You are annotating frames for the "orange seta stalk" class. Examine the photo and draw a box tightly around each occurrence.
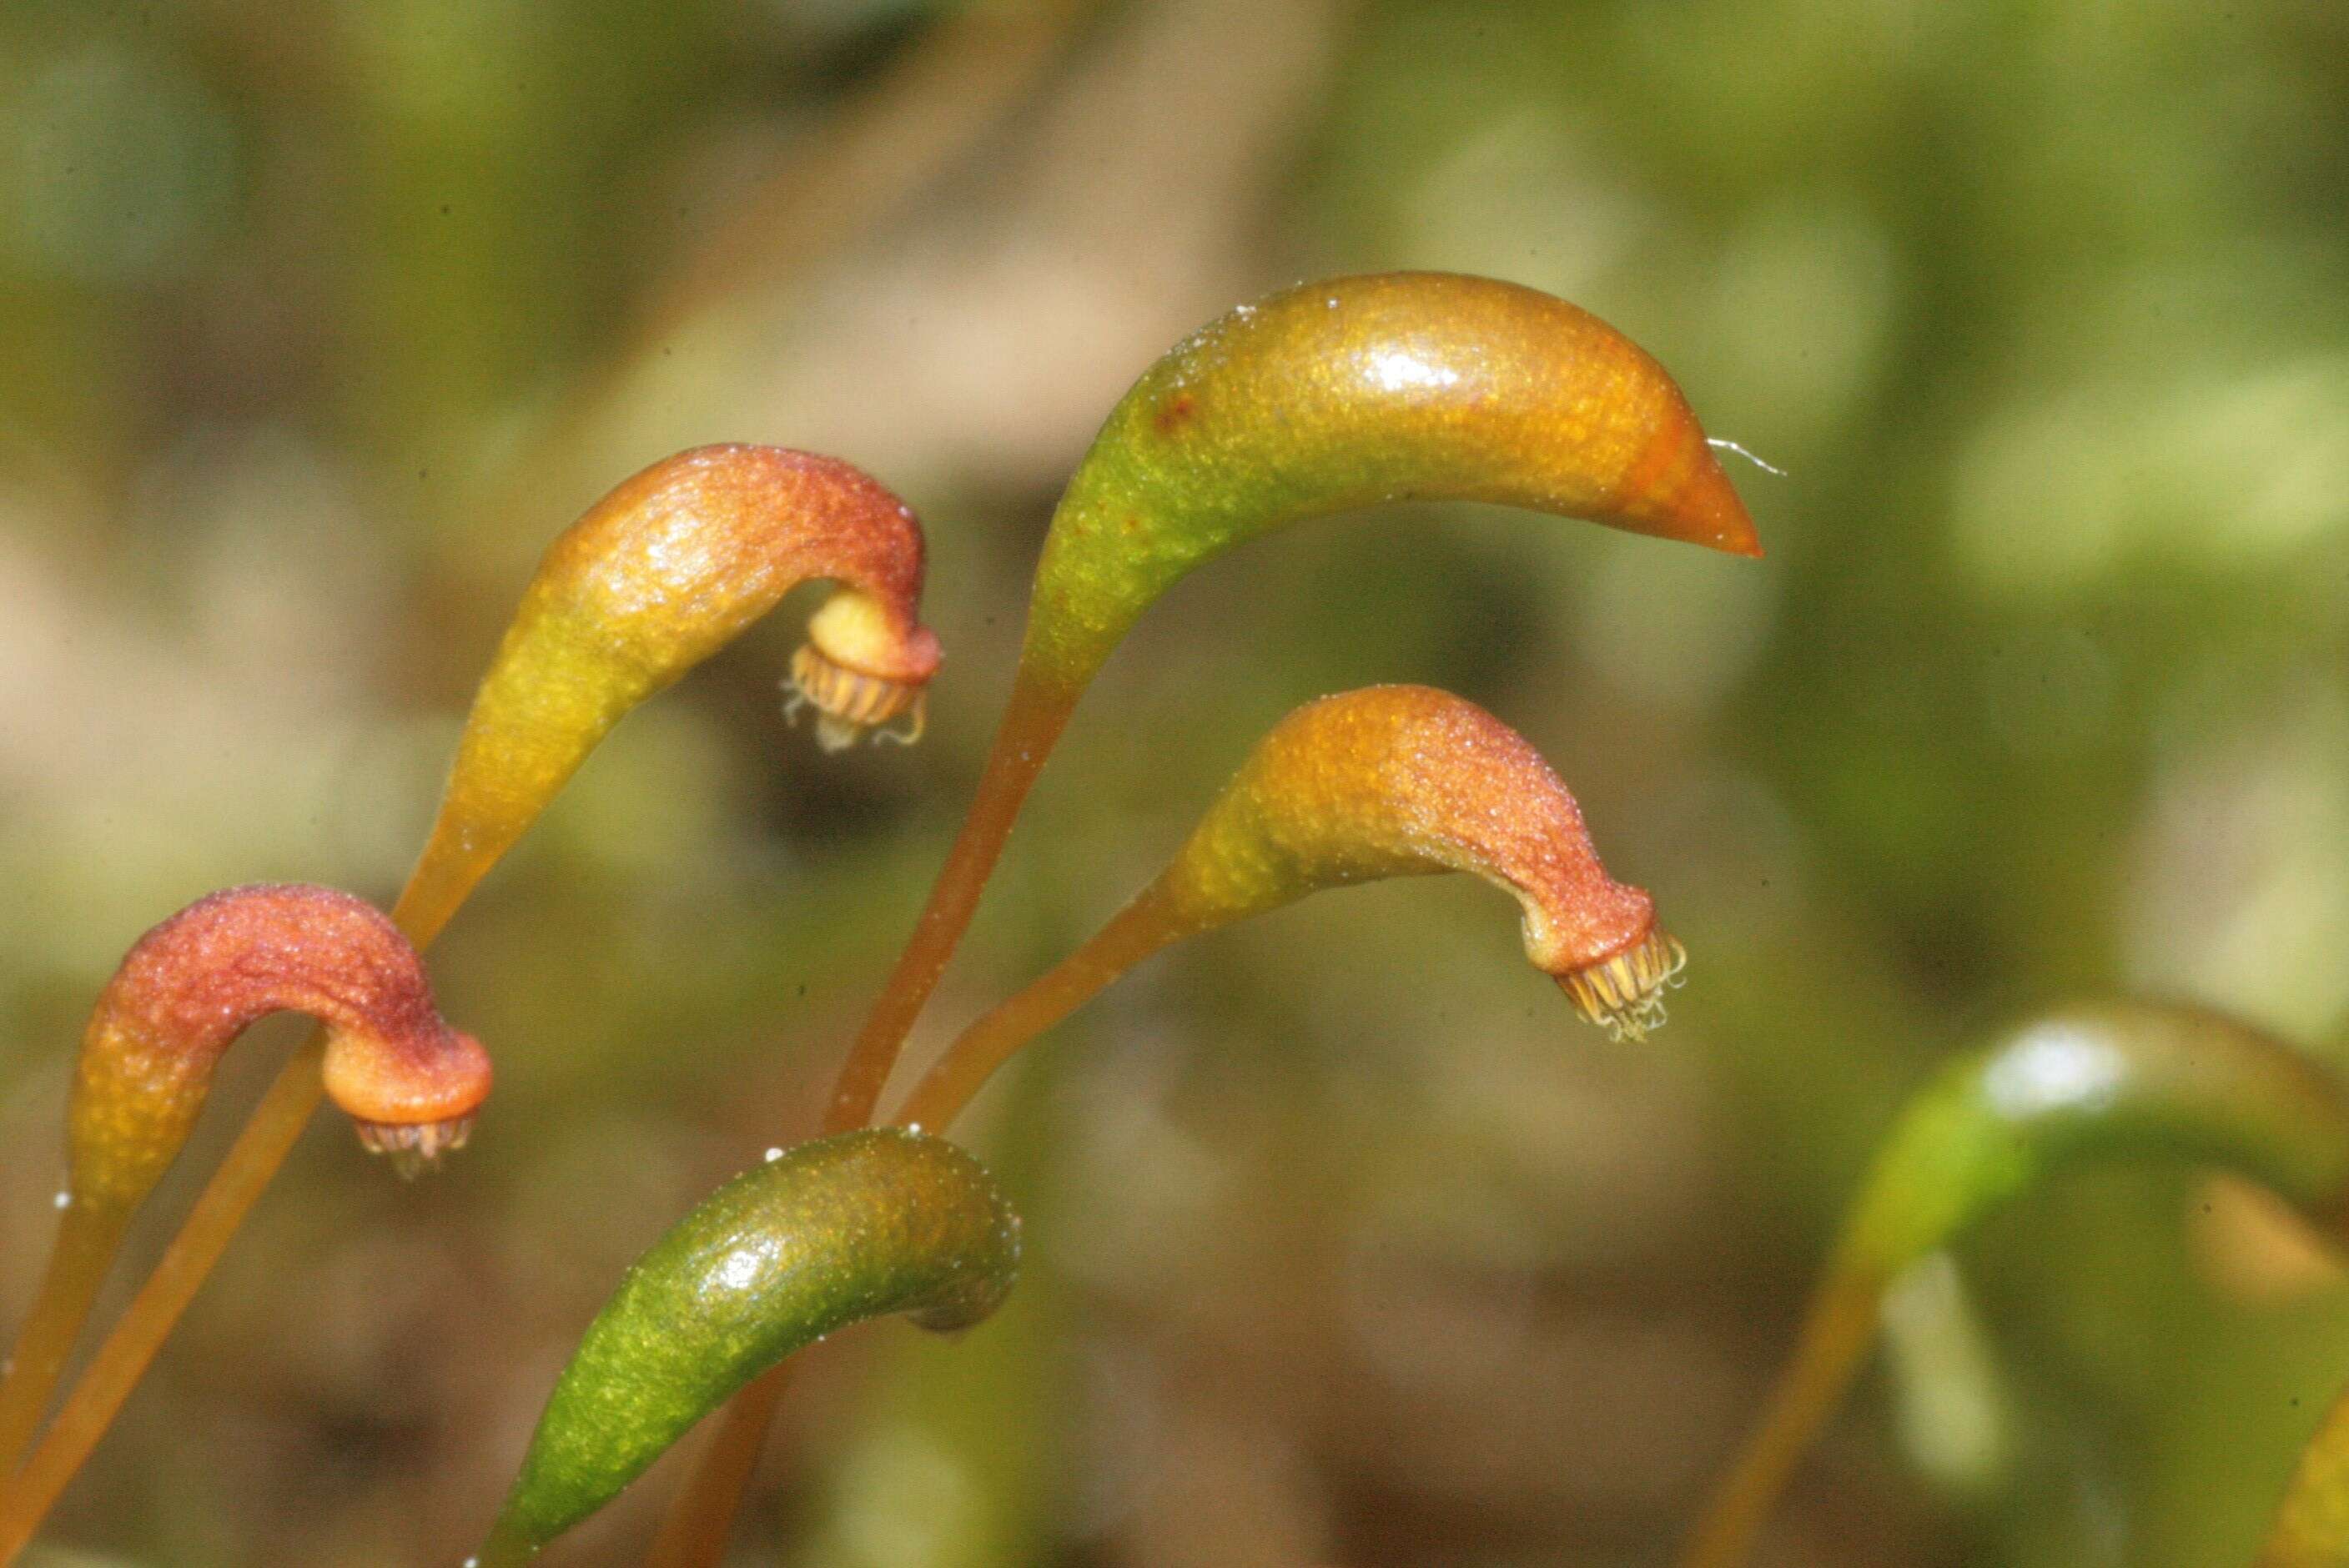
[642,1395,792,1568]
[823,664,1074,1131]
[1677,1273,1886,1568]
[0,885,486,1490]
[0,447,940,1560]
[667,271,1763,1565]
[895,892,1172,1135]
[0,1044,335,1566]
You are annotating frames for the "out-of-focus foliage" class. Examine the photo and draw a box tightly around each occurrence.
[1,0,2346,1564]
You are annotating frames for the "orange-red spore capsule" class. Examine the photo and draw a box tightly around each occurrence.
[71,883,490,1204]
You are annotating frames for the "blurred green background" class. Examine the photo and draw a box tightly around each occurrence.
[3,0,2348,1562]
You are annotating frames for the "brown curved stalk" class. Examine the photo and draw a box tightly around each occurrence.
[896,892,1175,1136]
[641,1375,795,1568]
[0,1206,130,1478]
[1680,1274,1884,1568]
[825,667,1076,1132]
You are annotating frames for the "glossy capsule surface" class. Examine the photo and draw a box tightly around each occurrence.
[1022,271,1761,691]
[488,1129,1019,1555]
[1840,1001,2349,1274]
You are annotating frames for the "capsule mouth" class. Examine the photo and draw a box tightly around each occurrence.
[355,1114,475,1179]
[786,641,928,752]
[1557,930,1687,1042]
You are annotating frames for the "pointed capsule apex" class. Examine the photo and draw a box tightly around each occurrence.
[1612,421,1765,559]
[1672,452,1766,558]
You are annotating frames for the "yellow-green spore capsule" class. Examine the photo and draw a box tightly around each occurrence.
[1023,270,1763,692]
[1837,1003,2349,1274]
[0,884,488,1477]
[483,1129,1019,1561]
[1149,684,1677,1033]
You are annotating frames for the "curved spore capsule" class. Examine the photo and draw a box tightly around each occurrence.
[398,445,942,945]
[896,685,1683,1133]
[482,1129,1019,1560]
[1683,1001,2349,1568]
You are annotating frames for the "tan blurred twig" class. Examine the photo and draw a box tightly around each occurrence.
[485,0,1101,539]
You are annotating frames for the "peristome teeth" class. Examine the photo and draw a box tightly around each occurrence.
[354,1114,476,1177]
[1559,932,1687,1042]
[787,644,926,751]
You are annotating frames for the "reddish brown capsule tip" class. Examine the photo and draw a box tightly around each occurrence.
[70,884,490,1209]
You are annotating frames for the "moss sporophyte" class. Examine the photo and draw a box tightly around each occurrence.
[480,1130,1019,1561]
[1682,1002,2349,1568]
[1,274,1777,1565]
[896,684,1685,1136]
[0,446,943,1561]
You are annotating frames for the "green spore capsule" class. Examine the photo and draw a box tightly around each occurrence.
[1683,1000,2349,1568]
[484,1129,1019,1560]
[1837,1002,2349,1275]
